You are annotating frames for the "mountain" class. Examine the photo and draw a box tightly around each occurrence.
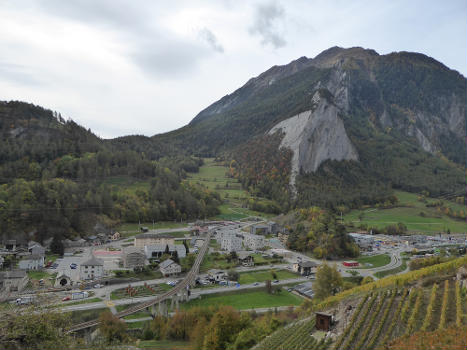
[157,47,466,207]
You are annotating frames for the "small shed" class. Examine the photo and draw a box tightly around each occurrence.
[315,312,333,331]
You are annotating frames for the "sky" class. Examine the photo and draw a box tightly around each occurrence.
[0,0,466,139]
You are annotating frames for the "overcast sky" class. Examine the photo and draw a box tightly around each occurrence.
[1,0,465,138]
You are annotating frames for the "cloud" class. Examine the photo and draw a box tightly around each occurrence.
[198,27,224,53]
[131,38,209,78]
[0,62,43,86]
[249,1,286,49]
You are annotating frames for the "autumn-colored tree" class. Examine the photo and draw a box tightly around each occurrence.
[150,315,168,340]
[202,306,245,350]
[98,310,128,344]
[313,263,343,300]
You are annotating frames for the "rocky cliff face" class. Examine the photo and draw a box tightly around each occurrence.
[269,91,358,191]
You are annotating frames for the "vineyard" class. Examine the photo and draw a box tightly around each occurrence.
[252,277,466,350]
[334,279,467,349]
[254,318,332,350]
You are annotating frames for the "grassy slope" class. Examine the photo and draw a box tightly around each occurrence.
[186,158,275,220]
[344,191,467,233]
[182,289,303,310]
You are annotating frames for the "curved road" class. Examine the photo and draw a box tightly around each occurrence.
[66,232,211,333]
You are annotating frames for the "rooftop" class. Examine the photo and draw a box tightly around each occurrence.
[81,255,104,266]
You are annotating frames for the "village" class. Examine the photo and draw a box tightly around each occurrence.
[1,217,465,313]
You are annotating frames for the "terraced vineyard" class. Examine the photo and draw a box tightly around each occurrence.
[254,318,331,350]
[333,280,466,350]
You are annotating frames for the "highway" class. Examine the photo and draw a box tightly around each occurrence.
[66,231,211,333]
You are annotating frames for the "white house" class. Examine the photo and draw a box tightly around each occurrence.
[80,255,104,280]
[159,259,181,276]
[18,254,45,270]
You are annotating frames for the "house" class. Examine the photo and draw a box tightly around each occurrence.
[110,232,121,240]
[123,247,146,268]
[267,222,279,235]
[342,261,359,267]
[237,252,254,267]
[144,244,186,259]
[207,269,227,281]
[80,255,104,280]
[0,270,29,292]
[293,261,318,276]
[242,233,265,250]
[134,233,175,248]
[315,312,333,331]
[28,241,46,256]
[221,235,243,252]
[18,254,45,270]
[159,259,181,276]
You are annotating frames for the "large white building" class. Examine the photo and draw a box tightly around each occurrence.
[134,233,175,248]
[221,235,243,252]
[242,233,265,250]
[80,255,104,280]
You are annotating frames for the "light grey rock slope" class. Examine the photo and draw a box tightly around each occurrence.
[269,91,358,191]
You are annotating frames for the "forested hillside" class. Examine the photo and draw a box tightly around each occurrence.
[0,101,220,243]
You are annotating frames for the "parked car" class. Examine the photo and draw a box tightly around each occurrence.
[253,282,260,286]
[62,296,71,301]
[70,263,77,269]
[273,280,279,283]
[94,284,102,288]
[51,263,58,269]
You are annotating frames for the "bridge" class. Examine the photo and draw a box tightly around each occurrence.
[67,232,211,333]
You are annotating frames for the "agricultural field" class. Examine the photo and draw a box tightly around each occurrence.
[255,318,332,350]
[356,254,391,269]
[182,289,303,310]
[237,270,299,284]
[344,191,467,234]
[333,278,467,350]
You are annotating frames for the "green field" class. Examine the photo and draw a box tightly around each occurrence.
[27,270,51,280]
[116,221,188,235]
[182,289,303,310]
[137,340,192,350]
[356,254,391,269]
[238,270,298,284]
[344,191,467,234]
[200,253,236,272]
[115,304,151,320]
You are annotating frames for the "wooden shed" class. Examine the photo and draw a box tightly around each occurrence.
[315,312,333,331]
